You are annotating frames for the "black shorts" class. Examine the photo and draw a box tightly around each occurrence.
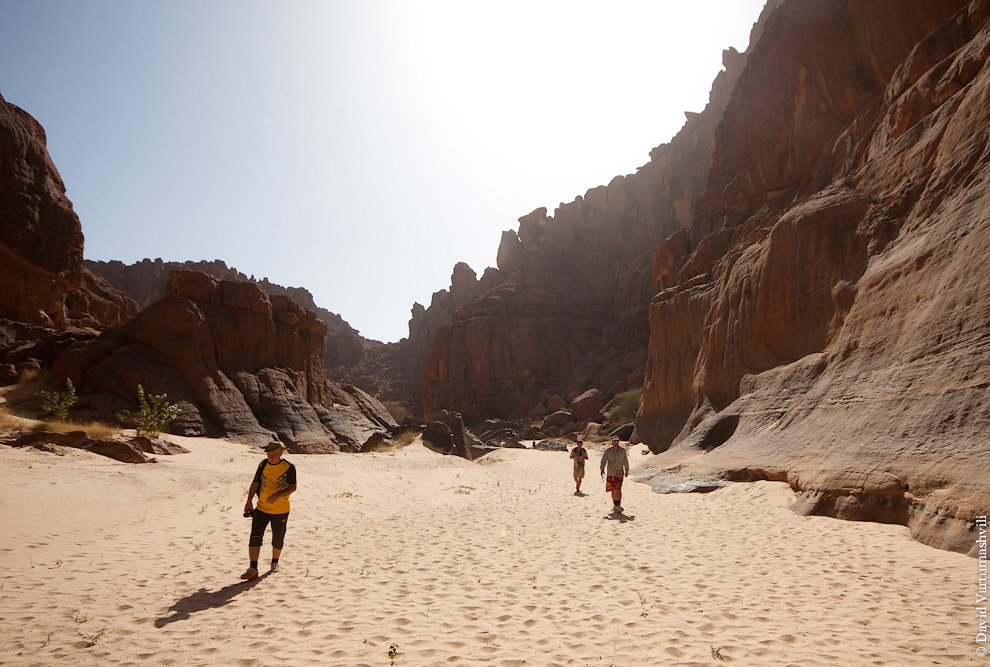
[248,510,289,549]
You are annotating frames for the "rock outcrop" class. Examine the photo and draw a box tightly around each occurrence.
[85,257,413,404]
[635,0,990,555]
[422,409,493,460]
[52,270,396,453]
[0,91,137,333]
[1,430,189,463]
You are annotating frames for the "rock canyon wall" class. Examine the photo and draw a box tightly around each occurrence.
[633,0,990,555]
[416,0,989,553]
[417,41,754,423]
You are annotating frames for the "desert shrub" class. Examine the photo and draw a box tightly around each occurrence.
[604,388,642,424]
[382,401,411,423]
[38,379,77,421]
[117,384,180,436]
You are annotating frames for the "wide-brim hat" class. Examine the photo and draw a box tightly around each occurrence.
[262,441,286,453]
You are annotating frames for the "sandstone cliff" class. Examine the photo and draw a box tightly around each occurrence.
[413,0,989,554]
[85,257,411,401]
[635,0,989,555]
[0,92,137,333]
[418,41,753,422]
[51,270,396,452]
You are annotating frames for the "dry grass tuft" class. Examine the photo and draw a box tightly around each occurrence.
[0,406,30,430]
[16,367,44,383]
[382,401,411,424]
[0,407,35,431]
[365,428,420,453]
[31,420,120,439]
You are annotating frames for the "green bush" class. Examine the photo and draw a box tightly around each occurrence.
[117,384,180,436]
[38,379,76,421]
[604,387,642,424]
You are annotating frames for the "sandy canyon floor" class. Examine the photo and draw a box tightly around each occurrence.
[0,435,982,666]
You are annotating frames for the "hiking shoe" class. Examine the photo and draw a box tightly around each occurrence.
[270,562,280,573]
[616,505,624,513]
[239,567,259,580]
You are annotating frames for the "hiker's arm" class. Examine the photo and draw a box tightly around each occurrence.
[244,481,260,512]
[268,484,296,502]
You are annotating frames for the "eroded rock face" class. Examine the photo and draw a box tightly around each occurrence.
[636,0,990,554]
[0,92,137,332]
[419,43,751,421]
[52,271,396,452]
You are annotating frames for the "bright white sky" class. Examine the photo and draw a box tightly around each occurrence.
[0,0,766,343]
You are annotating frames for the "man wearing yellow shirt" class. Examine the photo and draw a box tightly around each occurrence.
[241,441,297,580]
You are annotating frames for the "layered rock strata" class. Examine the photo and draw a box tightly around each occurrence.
[52,271,396,453]
[635,0,989,555]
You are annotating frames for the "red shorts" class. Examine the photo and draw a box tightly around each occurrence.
[605,475,624,492]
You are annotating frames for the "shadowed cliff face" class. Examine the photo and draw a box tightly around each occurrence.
[52,271,396,452]
[0,93,137,331]
[636,0,989,555]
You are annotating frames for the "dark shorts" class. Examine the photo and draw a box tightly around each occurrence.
[249,510,289,549]
[605,475,624,492]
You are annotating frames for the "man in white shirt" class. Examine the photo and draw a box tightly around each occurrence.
[600,435,630,513]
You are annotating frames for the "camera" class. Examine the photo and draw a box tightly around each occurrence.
[243,510,253,518]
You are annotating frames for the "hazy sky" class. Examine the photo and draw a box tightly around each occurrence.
[0,0,766,343]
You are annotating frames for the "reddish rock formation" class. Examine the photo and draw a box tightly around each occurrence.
[635,0,990,555]
[0,92,137,333]
[85,257,414,405]
[52,271,396,452]
[420,40,752,422]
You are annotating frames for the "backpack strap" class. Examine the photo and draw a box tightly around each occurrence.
[255,458,267,497]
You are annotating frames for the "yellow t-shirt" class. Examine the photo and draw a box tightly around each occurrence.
[254,458,296,514]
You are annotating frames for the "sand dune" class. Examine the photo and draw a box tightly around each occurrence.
[0,436,980,666]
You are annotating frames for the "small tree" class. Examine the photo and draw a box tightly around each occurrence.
[38,378,77,421]
[117,384,180,436]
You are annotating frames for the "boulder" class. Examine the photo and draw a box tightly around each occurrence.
[533,439,569,452]
[543,410,573,429]
[423,409,488,460]
[570,389,606,422]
